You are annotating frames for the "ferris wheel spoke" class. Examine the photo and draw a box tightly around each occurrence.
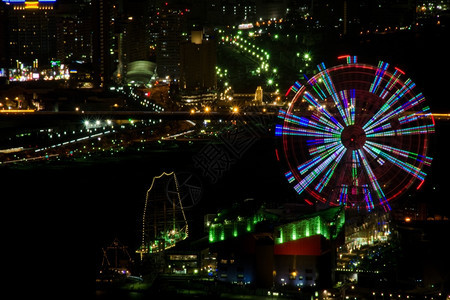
[303,91,344,129]
[362,185,375,211]
[351,150,361,186]
[378,67,404,99]
[318,62,339,97]
[398,107,432,125]
[308,140,341,156]
[306,77,327,100]
[330,90,350,127]
[293,145,346,195]
[364,78,417,131]
[296,142,344,175]
[277,109,341,134]
[365,140,432,167]
[338,185,349,206]
[275,124,339,138]
[329,90,354,127]
[369,61,390,95]
[314,147,346,192]
[317,62,352,126]
[310,113,343,132]
[340,89,356,126]
[366,123,435,138]
[364,92,426,132]
[357,149,391,211]
[364,123,392,136]
[363,143,429,181]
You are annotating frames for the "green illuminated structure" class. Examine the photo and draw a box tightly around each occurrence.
[274,206,345,244]
[208,201,278,243]
[208,202,345,244]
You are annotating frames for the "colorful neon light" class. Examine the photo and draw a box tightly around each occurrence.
[276,57,434,211]
[337,55,350,60]
[369,61,389,94]
[338,185,348,206]
[25,1,39,9]
[347,56,357,64]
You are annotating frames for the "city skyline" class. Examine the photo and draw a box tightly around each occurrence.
[0,0,448,299]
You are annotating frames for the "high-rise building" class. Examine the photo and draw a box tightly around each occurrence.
[55,0,93,64]
[0,3,7,72]
[2,0,57,67]
[180,30,216,91]
[92,0,122,88]
[156,1,188,80]
[218,0,257,25]
[119,0,154,85]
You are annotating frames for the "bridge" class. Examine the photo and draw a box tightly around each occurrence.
[0,109,278,123]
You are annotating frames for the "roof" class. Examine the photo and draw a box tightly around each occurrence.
[274,206,346,244]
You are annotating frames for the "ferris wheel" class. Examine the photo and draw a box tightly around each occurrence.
[276,56,435,212]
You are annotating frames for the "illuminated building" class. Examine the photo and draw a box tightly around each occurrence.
[162,237,217,277]
[156,1,188,80]
[2,0,57,67]
[117,1,155,86]
[254,86,263,104]
[55,0,93,64]
[219,0,257,25]
[179,90,217,107]
[178,29,217,107]
[91,0,121,88]
[125,60,156,86]
[208,200,345,289]
[0,4,7,74]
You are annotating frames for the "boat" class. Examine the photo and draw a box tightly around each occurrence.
[96,238,134,285]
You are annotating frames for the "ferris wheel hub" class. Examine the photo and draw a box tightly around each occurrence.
[341,125,367,150]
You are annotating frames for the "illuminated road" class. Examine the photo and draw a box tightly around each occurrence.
[1,109,448,167]
[0,117,196,164]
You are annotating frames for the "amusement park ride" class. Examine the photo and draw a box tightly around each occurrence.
[276,55,434,212]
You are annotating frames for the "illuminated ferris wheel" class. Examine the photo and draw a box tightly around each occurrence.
[276,56,435,212]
